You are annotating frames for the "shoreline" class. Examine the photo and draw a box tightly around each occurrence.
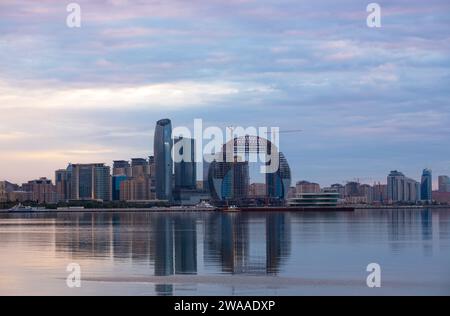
[1,205,449,214]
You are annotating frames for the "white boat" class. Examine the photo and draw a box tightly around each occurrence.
[224,205,240,212]
[196,201,215,208]
[9,204,45,212]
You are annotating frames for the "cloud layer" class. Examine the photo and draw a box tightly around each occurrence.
[0,0,449,186]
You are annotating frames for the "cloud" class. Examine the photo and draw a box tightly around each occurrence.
[0,80,248,110]
[0,132,31,141]
[0,0,450,185]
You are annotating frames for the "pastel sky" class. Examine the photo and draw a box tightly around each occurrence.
[0,0,449,187]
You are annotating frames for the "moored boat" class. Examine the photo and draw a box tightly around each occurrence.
[8,203,46,212]
[224,205,240,212]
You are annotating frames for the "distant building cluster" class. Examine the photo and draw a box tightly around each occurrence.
[1,118,450,207]
[286,168,450,207]
[0,119,290,207]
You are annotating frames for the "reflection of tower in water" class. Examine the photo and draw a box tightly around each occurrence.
[174,217,197,274]
[153,216,174,295]
[204,213,291,274]
[266,213,291,274]
[152,214,198,295]
[55,213,112,259]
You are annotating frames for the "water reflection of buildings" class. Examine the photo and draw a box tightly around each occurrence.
[13,208,450,295]
[204,213,291,275]
[55,213,198,295]
[378,209,448,255]
[54,212,291,285]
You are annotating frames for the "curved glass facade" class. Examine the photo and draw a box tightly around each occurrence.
[208,136,291,204]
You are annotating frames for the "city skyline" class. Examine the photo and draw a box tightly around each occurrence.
[1,153,447,191]
[1,0,450,186]
[0,120,445,190]
[0,145,445,191]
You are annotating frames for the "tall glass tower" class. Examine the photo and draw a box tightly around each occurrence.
[154,119,173,201]
[421,168,432,202]
[174,136,196,189]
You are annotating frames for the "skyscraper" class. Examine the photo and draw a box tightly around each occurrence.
[70,163,111,201]
[231,158,250,200]
[387,170,420,203]
[55,166,72,202]
[154,119,173,201]
[174,136,196,189]
[421,168,432,202]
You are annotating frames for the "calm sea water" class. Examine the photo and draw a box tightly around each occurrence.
[0,209,449,296]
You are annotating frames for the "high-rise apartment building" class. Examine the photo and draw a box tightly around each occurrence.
[330,183,345,199]
[113,160,132,177]
[55,167,72,202]
[0,181,19,202]
[131,158,149,177]
[359,184,374,204]
[296,181,320,194]
[373,182,388,203]
[70,163,111,201]
[120,176,152,201]
[22,178,56,204]
[345,182,361,197]
[438,175,450,192]
[113,157,156,201]
[387,170,420,203]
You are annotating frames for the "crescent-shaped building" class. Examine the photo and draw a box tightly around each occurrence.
[207,135,291,205]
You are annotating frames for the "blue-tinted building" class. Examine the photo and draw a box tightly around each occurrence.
[70,163,111,201]
[112,175,127,201]
[208,136,291,205]
[154,119,173,201]
[174,136,196,189]
[421,168,432,202]
[266,152,291,200]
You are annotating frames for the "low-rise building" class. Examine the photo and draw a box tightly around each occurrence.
[288,191,339,207]
[432,191,450,204]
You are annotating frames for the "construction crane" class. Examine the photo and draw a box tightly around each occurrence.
[261,129,303,145]
[262,129,303,134]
